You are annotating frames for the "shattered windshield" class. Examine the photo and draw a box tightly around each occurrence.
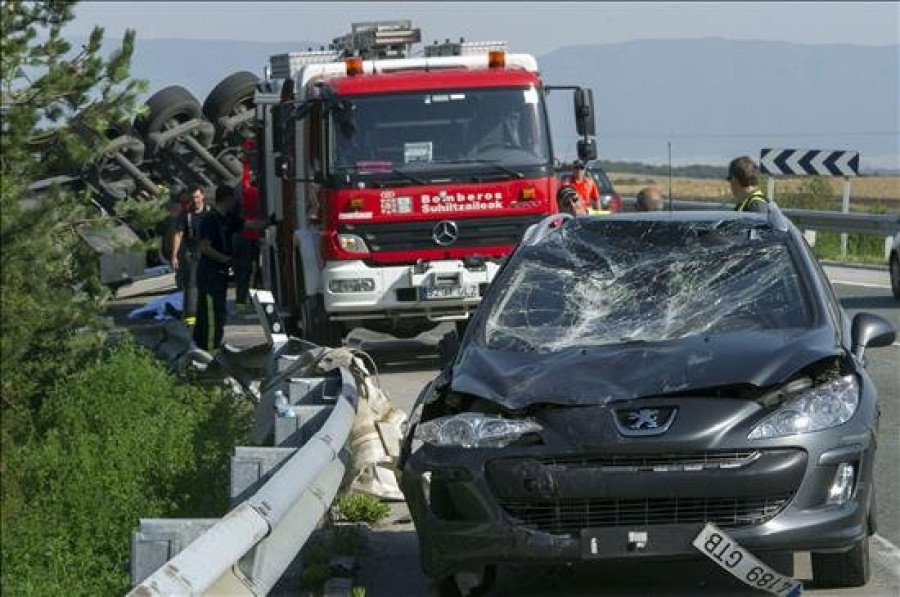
[482,219,814,353]
[329,87,551,176]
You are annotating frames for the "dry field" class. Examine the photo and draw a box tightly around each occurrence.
[609,172,900,209]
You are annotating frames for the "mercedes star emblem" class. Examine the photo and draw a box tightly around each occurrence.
[432,220,459,246]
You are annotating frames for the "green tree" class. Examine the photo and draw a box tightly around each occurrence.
[1,7,252,595]
[1,0,148,419]
[1,341,253,596]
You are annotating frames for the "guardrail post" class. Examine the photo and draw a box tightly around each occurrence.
[803,229,817,248]
[840,176,851,259]
[131,519,219,586]
[886,236,894,261]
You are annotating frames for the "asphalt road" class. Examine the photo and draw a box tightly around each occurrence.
[348,264,900,597]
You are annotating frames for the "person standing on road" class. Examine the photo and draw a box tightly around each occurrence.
[728,156,769,212]
[157,195,184,268]
[635,186,665,212]
[568,160,600,210]
[171,185,210,326]
[233,161,263,314]
[557,185,588,216]
[193,185,244,351]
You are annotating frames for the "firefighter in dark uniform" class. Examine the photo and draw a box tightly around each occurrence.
[171,185,210,327]
[728,156,769,212]
[194,185,245,351]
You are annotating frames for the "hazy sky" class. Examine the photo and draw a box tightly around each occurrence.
[72,2,899,56]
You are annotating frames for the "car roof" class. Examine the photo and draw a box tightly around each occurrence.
[580,210,769,224]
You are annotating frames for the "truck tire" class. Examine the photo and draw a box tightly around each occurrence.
[811,536,870,588]
[134,86,203,138]
[203,71,259,142]
[299,294,344,347]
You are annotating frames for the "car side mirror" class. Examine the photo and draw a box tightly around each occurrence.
[851,312,896,361]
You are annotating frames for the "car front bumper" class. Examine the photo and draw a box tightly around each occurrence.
[401,409,875,579]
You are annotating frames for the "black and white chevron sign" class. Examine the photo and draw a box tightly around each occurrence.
[760,148,860,176]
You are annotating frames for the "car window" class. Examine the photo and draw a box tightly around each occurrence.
[481,220,814,353]
[588,167,614,193]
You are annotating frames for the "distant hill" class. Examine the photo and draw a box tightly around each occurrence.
[539,38,899,171]
[83,36,899,171]
[89,37,320,102]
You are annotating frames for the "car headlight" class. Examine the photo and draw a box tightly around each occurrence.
[748,375,859,440]
[414,413,542,448]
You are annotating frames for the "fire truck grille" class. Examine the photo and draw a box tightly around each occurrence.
[341,215,542,253]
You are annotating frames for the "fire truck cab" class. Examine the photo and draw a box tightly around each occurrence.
[253,21,596,345]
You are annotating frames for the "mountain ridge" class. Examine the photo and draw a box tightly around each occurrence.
[77,36,900,169]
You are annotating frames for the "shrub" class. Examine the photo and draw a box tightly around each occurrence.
[0,340,252,596]
[334,492,391,525]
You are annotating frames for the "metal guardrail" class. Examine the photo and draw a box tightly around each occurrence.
[622,198,900,237]
[129,292,361,596]
[130,363,357,596]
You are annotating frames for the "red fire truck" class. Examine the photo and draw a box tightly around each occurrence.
[252,21,596,345]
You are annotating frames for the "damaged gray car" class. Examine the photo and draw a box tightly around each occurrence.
[399,209,895,594]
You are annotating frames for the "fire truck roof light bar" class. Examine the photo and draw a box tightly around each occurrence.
[332,20,422,59]
[423,40,508,58]
[271,53,539,84]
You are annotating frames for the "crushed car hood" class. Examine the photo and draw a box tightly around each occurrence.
[451,326,843,409]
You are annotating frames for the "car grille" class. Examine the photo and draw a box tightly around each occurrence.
[340,214,541,253]
[536,450,761,472]
[499,493,794,532]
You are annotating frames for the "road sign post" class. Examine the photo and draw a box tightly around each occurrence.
[841,176,851,258]
[760,148,860,259]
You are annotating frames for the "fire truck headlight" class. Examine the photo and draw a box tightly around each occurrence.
[337,233,370,255]
[328,278,376,294]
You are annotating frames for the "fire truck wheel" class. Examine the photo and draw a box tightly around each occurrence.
[300,295,344,347]
[203,71,259,141]
[134,85,203,139]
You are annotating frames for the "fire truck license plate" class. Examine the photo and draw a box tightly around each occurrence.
[419,284,479,301]
[692,523,803,596]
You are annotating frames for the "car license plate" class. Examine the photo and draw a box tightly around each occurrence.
[692,523,803,596]
[419,284,478,301]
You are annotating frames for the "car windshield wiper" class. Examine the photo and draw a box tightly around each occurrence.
[433,159,525,180]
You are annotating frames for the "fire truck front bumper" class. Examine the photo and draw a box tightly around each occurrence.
[323,259,501,322]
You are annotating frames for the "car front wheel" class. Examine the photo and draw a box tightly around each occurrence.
[811,535,870,588]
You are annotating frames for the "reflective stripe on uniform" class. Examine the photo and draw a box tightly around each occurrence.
[735,190,767,212]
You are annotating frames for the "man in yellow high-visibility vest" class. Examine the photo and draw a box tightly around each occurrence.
[728,156,769,212]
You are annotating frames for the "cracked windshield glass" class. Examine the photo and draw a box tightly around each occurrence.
[483,220,814,353]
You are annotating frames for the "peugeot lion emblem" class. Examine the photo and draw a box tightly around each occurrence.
[614,406,678,437]
[432,220,459,246]
[628,408,661,430]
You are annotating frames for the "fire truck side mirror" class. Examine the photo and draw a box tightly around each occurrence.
[577,138,597,162]
[574,88,596,137]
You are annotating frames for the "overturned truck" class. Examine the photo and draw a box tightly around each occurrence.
[29,70,261,287]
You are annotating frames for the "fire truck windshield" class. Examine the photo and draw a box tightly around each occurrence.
[329,86,551,180]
